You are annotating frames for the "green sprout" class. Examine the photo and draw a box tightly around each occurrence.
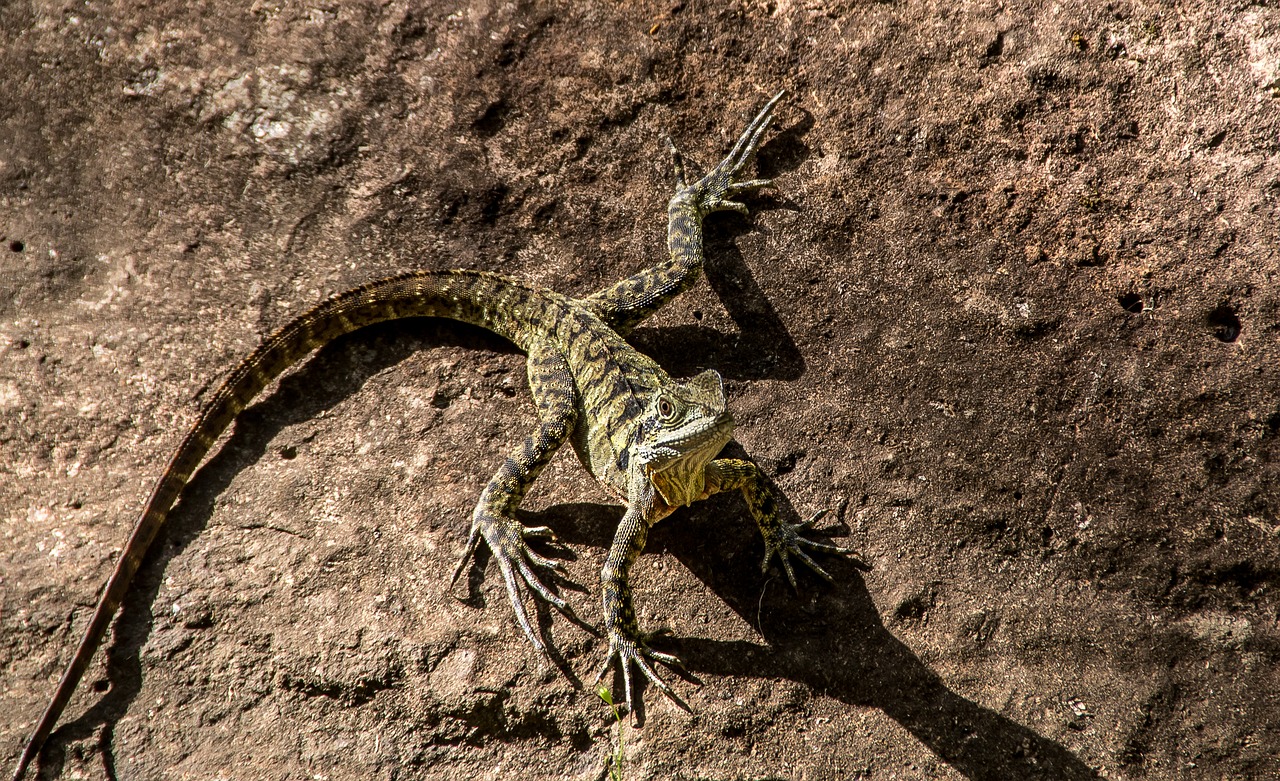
[596,684,626,781]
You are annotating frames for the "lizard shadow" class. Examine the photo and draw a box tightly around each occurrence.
[532,488,1101,781]
[32,315,1096,781]
[627,215,805,382]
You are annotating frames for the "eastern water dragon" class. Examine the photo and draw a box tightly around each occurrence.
[13,91,847,779]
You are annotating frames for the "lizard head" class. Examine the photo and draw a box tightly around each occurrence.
[635,369,734,507]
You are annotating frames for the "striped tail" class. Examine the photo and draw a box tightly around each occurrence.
[13,269,552,780]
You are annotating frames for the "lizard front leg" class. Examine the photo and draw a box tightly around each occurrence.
[593,491,684,711]
[703,458,850,588]
[451,350,577,654]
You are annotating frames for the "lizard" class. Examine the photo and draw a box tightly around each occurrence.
[12,90,847,780]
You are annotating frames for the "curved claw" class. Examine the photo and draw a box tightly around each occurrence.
[706,198,749,215]
[666,137,688,189]
[760,510,851,589]
[450,523,484,586]
[679,91,785,216]
[593,631,688,714]
[798,508,829,528]
[720,90,785,176]
[523,545,565,572]
[451,513,567,653]
[727,178,773,196]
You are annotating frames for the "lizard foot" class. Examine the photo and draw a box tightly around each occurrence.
[593,626,689,715]
[452,512,566,654]
[761,508,854,589]
[676,90,785,216]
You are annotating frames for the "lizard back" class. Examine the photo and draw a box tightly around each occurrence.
[555,303,672,498]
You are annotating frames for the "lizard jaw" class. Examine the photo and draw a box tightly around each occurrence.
[641,412,734,507]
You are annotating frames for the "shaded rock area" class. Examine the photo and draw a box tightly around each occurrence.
[3,1,1279,779]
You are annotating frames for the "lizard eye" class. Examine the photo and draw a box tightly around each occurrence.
[657,396,676,420]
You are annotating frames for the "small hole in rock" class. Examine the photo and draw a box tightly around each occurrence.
[92,679,110,693]
[775,451,804,475]
[9,240,24,252]
[1207,304,1241,342]
[1118,293,1143,313]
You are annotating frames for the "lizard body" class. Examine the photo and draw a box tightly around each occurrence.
[13,92,845,780]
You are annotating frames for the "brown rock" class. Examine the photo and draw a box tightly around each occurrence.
[3,1,1278,779]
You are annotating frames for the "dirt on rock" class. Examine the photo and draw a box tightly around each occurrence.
[3,1,1279,779]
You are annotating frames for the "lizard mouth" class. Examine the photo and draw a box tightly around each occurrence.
[646,411,735,473]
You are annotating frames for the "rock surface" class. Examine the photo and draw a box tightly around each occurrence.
[3,1,1279,779]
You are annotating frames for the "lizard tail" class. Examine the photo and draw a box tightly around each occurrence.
[13,269,551,780]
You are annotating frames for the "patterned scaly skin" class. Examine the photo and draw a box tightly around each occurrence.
[13,91,846,780]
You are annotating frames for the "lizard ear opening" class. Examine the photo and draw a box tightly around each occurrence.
[685,369,726,413]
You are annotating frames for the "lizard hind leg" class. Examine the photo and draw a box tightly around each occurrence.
[581,91,786,336]
[450,350,578,654]
[681,89,785,216]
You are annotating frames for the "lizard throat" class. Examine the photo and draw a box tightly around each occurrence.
[646,413,734,507]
